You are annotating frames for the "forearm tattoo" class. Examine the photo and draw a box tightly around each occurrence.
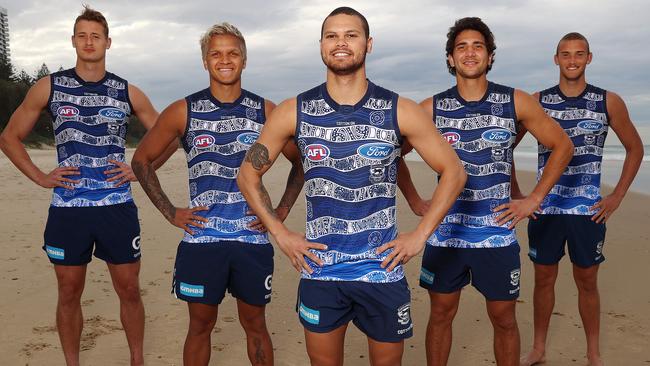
[245,142,272,171]
[258,181,277,217]
[277,161,304,210]
[132,160,176,221]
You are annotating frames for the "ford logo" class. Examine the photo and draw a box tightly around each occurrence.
[237,132,259,146]
[481,129,511,143]
[577,120,603,132]
[57,106,79,117]
[99,108,126,120]
[193,134,216,148]
[357,143,394,159]
[442,132,461,145]
[304,144,330,161]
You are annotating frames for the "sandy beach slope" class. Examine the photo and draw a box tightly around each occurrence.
[1,149,648,365]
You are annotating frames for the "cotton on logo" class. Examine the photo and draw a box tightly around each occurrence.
[193,135,215,148]
[304,144,330,161]
[442,132,461,145]
[57,106,79,117]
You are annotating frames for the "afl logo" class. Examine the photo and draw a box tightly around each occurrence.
[57,106,79,117]
[237,132,259,146]
[481,129,511,143]
[358,143,394,159]
[577,120,603,132]
[99,108,126,119]
[193,134,216,148]
[305,144,330,161]
[442,132,461,145]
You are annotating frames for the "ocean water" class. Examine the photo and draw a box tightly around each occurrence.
[405,125,650,195]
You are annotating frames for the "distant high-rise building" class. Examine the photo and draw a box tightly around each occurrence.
[0,7,9,61]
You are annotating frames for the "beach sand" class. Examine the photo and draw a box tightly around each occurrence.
[1,149,648,365]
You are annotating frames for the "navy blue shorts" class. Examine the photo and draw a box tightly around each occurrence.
[297,278,413,343]
[43,202,141,266]
[172,241,274,305]
[528,215,606,268]
[419,244,521,301]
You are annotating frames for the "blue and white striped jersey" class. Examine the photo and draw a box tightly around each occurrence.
[428,82,518,248]
[48,68,133,207]
[537,84,609,215]
[181,88,269,244]
[296,81,403,282]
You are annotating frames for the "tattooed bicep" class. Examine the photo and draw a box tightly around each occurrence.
[245,143,272,171]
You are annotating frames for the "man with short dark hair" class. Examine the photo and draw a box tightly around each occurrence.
[0,6,167,366]
[400,17,573,366]
[518,32,643,366]
[237,6,467,366]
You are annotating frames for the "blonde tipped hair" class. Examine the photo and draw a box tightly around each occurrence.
[200,22,247,61]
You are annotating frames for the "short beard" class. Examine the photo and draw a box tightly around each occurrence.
[322,53,366,76]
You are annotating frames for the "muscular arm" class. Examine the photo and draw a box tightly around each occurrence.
[129,83,178,170]
[378,97,467,270]
[495,89,573,227]
[238,98,325,272]
[590,91,644,223]
[509,92,535,200]
[396,97,434,216]
[131,99,207,232]
[0,76,79,188]
[275,140,304,220]
[238,99,296,234]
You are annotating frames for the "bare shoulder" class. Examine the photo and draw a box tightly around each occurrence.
[127,83,148,103]
[419,96,434,109]
[271,97,298,120]
[264,99,277,117]
[20,75,52,110]
[606,90,626,111]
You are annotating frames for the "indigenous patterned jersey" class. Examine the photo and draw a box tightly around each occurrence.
[428,82,518,248]
[48,68,133,207]
[537,84,608,215]
[181,88,269,244]
[296,81,403,282]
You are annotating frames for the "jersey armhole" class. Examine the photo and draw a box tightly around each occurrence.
[293,95,302,148]
[46,75,56,120]
[393,93,402,145]
[180,96,192,147]
[603,90,611,125]
[512,88,520,134]
[124,80,135,117]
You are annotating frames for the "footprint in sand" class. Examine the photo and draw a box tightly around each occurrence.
[32,325,57,334]
[20,342,52,357]
[82,299,95,306]
[222,316,236,322]
[80,315,123,351]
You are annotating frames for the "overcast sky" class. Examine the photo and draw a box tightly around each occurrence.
[3,0,649,125]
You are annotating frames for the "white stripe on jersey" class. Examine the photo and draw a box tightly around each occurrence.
[299,122,400,144]
[306,207,396,239]
[305,178,397,202]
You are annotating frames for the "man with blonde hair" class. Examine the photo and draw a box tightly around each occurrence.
[0,6,168,366]
[133,22,303,365]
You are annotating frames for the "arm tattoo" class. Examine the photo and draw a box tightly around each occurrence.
[132,160,176,221]
[245,142,272,171]
[277,160,304,210]
[258,181,277,217]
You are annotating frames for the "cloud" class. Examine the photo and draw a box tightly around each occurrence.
[3,0,649,124]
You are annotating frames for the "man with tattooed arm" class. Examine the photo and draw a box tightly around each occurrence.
[132,23,303,366]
